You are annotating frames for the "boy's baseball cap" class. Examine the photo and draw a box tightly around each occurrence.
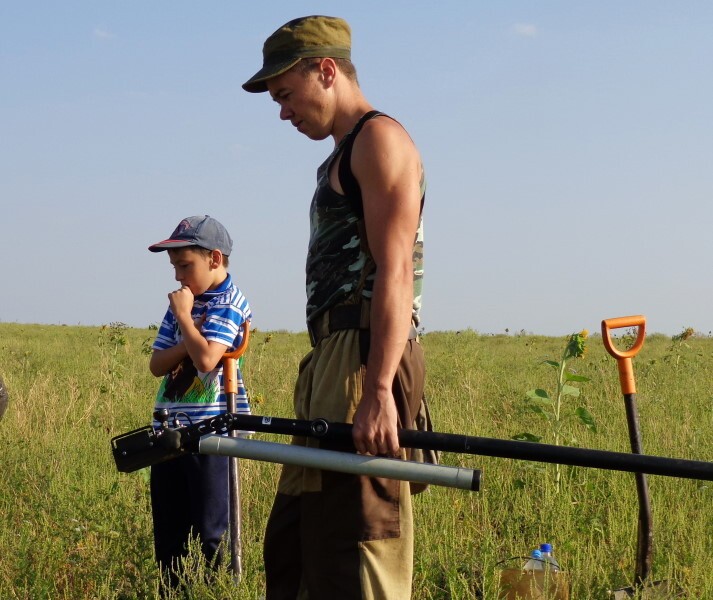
[242,15,351,93]
[148,215,233,256]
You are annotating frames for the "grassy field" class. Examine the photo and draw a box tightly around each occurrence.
[0,322,711,599]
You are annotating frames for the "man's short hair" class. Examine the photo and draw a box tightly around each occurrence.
[293,56,358,84]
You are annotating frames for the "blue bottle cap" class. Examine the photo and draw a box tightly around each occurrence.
[531,549,542,558]
[540,543,552,553]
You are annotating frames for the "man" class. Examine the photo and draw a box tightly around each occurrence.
[243,15,428,600]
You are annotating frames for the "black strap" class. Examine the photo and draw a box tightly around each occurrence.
[337,110,384,218]
[307,303,417,360]
[328,304,371,365]
[328,304,362,330]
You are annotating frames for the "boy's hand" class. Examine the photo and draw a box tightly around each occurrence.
[168,286,195,319]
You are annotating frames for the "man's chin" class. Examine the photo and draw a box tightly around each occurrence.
[292,119,329,141]
[303,129,329,141]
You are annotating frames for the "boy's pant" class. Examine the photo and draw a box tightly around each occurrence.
[263,329,425,600]
[151,453,229,587]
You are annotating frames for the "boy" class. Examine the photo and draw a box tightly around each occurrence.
[147,214,252,590]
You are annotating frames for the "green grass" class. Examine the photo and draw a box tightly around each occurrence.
[1,323,711,599]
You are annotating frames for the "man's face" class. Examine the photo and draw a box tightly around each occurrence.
[267,61,331,141]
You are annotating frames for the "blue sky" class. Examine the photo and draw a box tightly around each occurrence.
[2,2,712,336]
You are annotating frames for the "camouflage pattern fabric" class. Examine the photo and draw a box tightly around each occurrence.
[305,112,425,326]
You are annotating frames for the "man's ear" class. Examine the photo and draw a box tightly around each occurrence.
[318,57,337,88]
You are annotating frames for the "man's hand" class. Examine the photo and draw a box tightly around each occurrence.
[352,388,400,457]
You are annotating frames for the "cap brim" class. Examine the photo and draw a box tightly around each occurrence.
[148,239,193,252]
[242,56,301,93]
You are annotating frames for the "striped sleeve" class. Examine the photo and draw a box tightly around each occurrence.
[152,309,177,350]
[202,285,252,349]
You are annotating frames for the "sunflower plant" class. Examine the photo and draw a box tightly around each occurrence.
[514,331,597,489]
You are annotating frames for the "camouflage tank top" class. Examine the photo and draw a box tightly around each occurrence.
[305,111,425,327]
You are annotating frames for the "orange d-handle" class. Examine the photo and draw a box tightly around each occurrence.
[601,315,646,395]
[223,321,251,396]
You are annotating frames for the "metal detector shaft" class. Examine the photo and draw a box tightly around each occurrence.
[200,435,480,491]
[222,414,713,481]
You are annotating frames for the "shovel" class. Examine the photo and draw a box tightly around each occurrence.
[221,321,250,582]
[602,315,659,597]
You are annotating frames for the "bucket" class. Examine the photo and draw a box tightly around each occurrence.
[498,564,570,600]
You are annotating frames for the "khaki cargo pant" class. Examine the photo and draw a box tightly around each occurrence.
[263,328,425,600]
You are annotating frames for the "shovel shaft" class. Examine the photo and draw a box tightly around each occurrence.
[626,392,653,584]
[226,393,243,581]
[223,321,250,396]
[221,322,250,583]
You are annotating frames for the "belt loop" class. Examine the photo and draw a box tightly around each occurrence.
[307,310,329,347]
[359,299,371,329]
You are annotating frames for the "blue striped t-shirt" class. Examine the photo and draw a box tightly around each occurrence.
[151,274,252,429]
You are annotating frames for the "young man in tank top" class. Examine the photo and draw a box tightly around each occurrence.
[243,16,428,600]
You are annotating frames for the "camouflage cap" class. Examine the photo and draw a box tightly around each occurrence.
[242,15,351,93]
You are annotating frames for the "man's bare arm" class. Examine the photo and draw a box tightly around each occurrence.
[350,117,423,456]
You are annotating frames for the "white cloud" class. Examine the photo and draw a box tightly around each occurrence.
[513,23,538,37]
[93,27,116,40]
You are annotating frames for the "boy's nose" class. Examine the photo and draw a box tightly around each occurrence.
[279,105,293,121]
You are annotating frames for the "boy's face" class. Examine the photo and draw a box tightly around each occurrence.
[167,248,222,296]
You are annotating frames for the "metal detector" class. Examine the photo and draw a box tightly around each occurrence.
[112,411,713,482]
[113,412,482,490]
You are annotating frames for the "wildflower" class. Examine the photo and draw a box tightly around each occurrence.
[672,327,694,343]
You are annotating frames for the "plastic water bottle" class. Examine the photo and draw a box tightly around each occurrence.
[523,548,543,571]
[539,543,560,571]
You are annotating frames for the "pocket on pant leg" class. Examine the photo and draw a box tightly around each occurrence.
[317,470,401,542]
